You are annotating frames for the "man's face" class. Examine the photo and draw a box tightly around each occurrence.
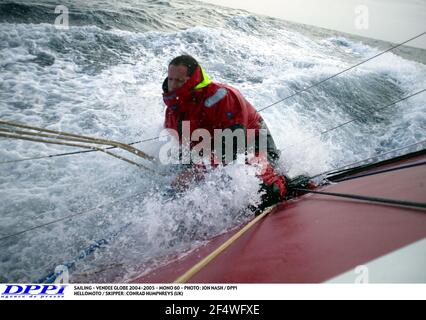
[168,64,190,92]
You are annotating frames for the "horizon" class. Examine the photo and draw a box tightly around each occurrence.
[199,0,426,49]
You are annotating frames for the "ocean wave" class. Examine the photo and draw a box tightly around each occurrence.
[0,0,246,32]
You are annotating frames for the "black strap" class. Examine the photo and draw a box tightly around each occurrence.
[293,188,426,211]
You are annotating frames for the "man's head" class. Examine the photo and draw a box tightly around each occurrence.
[168,55,199,91]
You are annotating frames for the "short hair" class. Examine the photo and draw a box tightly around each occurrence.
[169,55,199,77]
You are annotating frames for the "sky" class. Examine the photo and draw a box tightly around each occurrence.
[200,0,426,49]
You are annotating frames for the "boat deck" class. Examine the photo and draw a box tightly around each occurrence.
[132,151,426,283]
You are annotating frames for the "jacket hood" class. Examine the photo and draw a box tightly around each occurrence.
[162,66,211,111]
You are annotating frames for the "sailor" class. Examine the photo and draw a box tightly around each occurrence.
[162,55,287,213]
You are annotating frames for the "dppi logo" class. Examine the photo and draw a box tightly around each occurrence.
[1,285,67,299]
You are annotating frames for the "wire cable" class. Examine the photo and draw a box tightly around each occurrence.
[293,188,426,210]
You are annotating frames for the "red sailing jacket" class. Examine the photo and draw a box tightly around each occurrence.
[162,66,286,197]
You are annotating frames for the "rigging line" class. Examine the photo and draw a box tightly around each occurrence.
[310,139,426,180]
[37,222,132,283]
[257,31,426,113]
[1,82,422,167]
[0,46,424,246]
[293,188,426,210]
[332,161,426,182]
[0,191,147,243]
[0,119,155,162]
[0,150,102,164]
[0,132,153,171]
[4,87,423,166]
